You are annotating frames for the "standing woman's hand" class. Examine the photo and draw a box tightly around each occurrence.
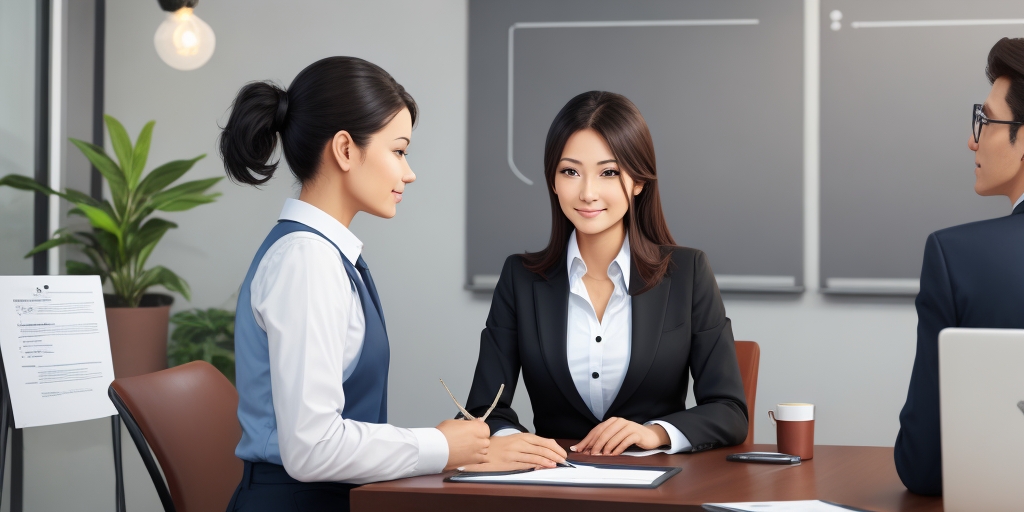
[436,419,491,470]
[486,433,567,468]
[571,417,670,455]
[457,433,567,473]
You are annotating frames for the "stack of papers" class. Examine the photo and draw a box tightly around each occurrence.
[703,500,869,512]
[448,461,679,488]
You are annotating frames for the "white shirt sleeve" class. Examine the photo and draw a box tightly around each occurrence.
[493,428,523,437]
[253,236,449,484]
[645,420,693,454]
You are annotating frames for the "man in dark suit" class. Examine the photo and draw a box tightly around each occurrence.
[895,37,1024,496]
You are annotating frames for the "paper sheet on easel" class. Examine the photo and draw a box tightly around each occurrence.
[0,276,117,428]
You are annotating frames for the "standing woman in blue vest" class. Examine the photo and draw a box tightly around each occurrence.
[218,56,490,512]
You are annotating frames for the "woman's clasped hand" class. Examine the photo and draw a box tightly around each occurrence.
[571,417,670,456]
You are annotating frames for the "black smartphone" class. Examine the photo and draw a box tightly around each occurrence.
[725,452,801,464]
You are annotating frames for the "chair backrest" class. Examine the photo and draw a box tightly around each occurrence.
[109,361,242,512]
[734,341,761,445]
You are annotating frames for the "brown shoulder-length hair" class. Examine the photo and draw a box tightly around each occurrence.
[523,91,676,294]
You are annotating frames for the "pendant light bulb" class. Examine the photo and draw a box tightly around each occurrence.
[154,7,215,71]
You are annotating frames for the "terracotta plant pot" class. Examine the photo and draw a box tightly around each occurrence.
[105,294,174,379]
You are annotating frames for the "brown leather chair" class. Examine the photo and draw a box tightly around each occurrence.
[108,361,243,512]
[734,341,761,445]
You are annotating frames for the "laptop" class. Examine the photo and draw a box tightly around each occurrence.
[938,328,1024,511]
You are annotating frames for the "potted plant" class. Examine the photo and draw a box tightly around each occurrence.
[0,114,221,378]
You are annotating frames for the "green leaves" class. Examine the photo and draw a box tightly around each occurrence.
[68,139,129,216]
[104,115,134,183]
[66,260,103,278]
[130,218,177,269]
[77,203,122,240]
[129,121,155,188]
[169,308,236,384]
[137,266,191,301]
[147,176,223,212]
[2,114,218,308]
[137,155,205,198]
[0,174,56,195]
[24,233,80,258]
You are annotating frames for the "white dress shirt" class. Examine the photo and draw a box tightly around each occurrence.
[1013,193,1024,213]
[498,231,691,453]
[249,198,448,484]
[565,230,632,421]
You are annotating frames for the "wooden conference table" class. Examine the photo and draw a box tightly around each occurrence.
[351,443,943,512]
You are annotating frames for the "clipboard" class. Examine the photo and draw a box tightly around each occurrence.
[445,461,681,489]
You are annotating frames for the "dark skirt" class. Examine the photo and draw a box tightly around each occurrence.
[226,461,356,512]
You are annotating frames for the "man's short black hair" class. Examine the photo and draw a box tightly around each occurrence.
[986,37,1024,144]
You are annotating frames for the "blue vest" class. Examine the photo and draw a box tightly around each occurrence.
[234,220,390,464]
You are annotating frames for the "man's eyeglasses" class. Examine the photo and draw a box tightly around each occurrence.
[440,379,504,421]
[973,104,1023,144]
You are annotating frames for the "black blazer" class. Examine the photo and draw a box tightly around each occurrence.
[895,201,1024,496]
[464,246,748,452]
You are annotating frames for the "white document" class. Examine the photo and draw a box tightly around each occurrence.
[0,276,117,428]
[620,447,669,457]
[450,462,675,487]
[703,500,861,512]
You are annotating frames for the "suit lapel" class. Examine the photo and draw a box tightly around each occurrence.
[1013,201,1024,216]
[534,267,600,424]
[606,261,671,417]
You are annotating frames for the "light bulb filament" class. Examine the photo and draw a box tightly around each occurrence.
[154,6,216,70]
[171,7,201,55]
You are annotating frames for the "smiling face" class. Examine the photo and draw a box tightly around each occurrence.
[345,108,416,218]
[553,128,643,236]
[970,77,1024,199]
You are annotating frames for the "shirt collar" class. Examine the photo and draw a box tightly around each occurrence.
[278,198,363,264]
[565,230,631,288]
[1013,193,1024,214]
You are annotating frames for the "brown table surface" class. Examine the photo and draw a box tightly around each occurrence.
[351,443,942,512]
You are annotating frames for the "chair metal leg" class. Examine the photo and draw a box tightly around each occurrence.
[113,415,125,512]
[11,424,22,512]
[0,390,8,510]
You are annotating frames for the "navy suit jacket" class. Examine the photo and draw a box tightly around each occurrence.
[894,201,1024,495]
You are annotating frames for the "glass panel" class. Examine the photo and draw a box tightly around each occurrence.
[0,0,38,276]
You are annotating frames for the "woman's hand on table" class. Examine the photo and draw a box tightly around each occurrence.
[571,417,670,455]
[484,432,567,469]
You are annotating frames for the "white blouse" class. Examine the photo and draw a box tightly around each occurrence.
[249,198,448,483]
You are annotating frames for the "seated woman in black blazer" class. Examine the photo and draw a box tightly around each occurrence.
[463,91,748,467]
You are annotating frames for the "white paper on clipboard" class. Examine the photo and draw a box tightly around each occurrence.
[0,276,117,428]
[703,500,867,512]
[449,461,676,487]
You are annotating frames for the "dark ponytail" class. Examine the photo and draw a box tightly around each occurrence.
[219,56,418,186]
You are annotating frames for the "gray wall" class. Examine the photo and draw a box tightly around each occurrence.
[13,0,937,509]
